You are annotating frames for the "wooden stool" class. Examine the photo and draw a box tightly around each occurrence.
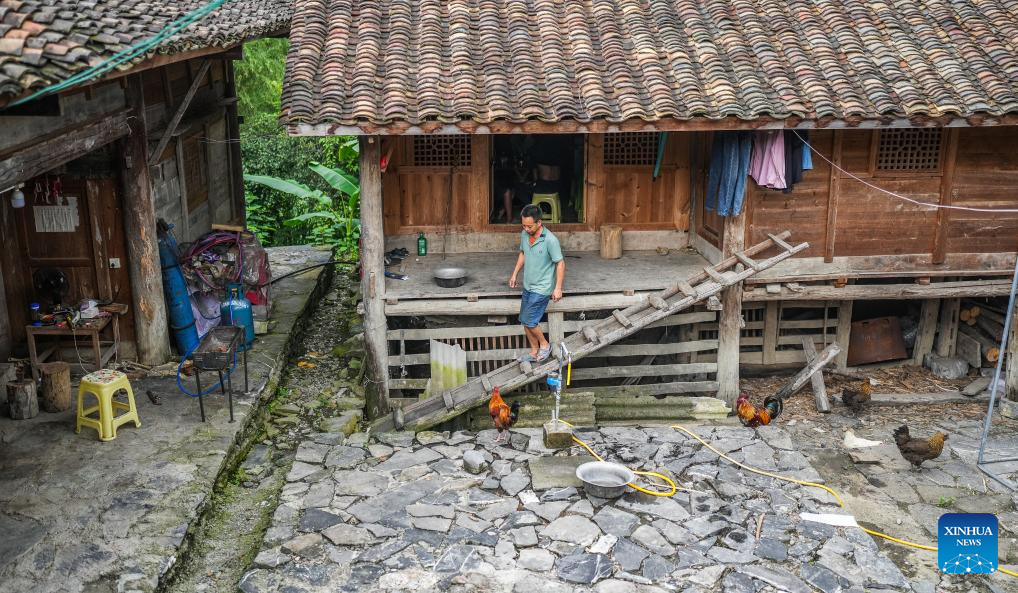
[76,369,141,441]
[531,193,561,223]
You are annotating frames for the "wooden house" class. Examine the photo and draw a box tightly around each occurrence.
[0,1,289,365]
[282,0,1018,424]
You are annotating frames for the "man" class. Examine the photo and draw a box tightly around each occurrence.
[509,204,565,362]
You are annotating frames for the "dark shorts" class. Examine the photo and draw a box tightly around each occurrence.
[519,289,550,328]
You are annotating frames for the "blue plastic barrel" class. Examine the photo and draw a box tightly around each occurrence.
[221,282,255,351]
[157,222,199,354]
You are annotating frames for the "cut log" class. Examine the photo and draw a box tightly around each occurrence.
[774,343,841,400]
[7,380,38,420]
[974,315,1005,341]
[959,323,1000,363]
[956,331,982,368]
[600,224,623,260]
[935,298,960,358]
[801,337,831,413]
[39,361,71,413]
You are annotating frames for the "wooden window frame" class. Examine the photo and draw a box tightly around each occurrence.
[870,129,945,177]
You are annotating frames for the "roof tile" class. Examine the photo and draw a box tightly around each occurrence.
[282,0,1018,129]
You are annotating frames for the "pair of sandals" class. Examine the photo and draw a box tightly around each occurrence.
[518,347,551,363]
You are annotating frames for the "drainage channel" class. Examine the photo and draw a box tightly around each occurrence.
[160,272,367,593]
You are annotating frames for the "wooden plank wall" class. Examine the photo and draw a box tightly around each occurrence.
[381,133,690,237]
[747,128,1018,262]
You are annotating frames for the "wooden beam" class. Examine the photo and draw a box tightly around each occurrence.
[148,60,211,167]
[824,130,842,262]
[801,336,831,413]
[0,112,130,188]
[932,129,960,264]
[744,278,1014,301]
[360,137,390,418]
[773,343,840,400]
[717,210,746,406]
[911,299,940,366]
[120,75,170,365]
[223,60,245,224]
[935,298,960,357]
[571,362,717,380]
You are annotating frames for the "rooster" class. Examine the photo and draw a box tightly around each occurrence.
[893,425,947,470]
[488,387,520,444]
[735,394,783,428]
[841,379,874,413]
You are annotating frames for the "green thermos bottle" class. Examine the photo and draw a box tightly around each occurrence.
[417,232,427,256]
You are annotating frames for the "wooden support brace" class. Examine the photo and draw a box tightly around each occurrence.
[612,310,634,328]
[767,232,794,252]
[704,266,725,283]
[677,280,697,297]
[735,252,759,270]
[801,336,831,413]
[649,296,668,310]
[148,60,211,166]
[582,326,599,344]
[774,343,841,400]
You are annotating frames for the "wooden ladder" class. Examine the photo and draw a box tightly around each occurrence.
[371,231,808,433]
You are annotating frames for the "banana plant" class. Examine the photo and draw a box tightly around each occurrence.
[244,161,361,254]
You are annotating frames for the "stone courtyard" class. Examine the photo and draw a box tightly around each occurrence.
[239,423,941,593]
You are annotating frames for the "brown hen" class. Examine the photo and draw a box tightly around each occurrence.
[893,425,947,470]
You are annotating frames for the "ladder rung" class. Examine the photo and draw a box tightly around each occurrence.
[520,360,533,374]
[649,296,668,310]
[704,267,725,283]
[735,252,759,270]
[677,280,697,297]
[442,391,455,410]
[582,326,599,343]
[612,309,633,328]
[767,233,794,251]
[481,375,493,394]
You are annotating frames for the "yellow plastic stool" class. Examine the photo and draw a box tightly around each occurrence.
[76,369,141,441]
[531,193,562,224]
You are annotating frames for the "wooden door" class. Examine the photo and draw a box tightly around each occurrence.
[0,176,133,345]
[694,134,723,248]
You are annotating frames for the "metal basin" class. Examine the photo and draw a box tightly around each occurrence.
[576,461,634,499]
[433,267,467,289]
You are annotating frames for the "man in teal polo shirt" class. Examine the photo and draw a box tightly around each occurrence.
[509,204,565,362]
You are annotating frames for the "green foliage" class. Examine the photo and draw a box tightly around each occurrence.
[245,160,361,255]
[235,38,360,250]
[938,496,956,508]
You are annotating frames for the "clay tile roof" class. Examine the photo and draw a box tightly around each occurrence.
[282,0,1018,132]
[0,0,292,102]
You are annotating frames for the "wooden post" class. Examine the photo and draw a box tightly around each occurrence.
[223,59,246,223]
[7,379,38,420]
[549,312,564,346]
[801,336,831,413]
[762,301,779,365]
[1006,298,1018,402]
[360,137,390,419]
[936,298,960,357]
[121,75,171,365]
[911,299,940,366]
[600,224,623,259]
[834,300,853,370]
[824,130,843,263]
[716,211,745,406]
[39,361,71,412]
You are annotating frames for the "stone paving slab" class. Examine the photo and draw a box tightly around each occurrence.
[0,246,332,593]
[242,423,921,593]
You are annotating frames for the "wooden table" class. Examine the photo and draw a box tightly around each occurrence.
[27,314,120,382]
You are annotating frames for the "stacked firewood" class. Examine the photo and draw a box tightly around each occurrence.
[958,301,1008,366]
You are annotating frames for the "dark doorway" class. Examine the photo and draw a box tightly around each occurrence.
[490,134,584,225]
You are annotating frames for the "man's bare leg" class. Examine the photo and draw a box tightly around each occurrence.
[523,325,539,357]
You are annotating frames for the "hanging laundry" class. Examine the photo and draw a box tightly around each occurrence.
[706,132,753,217]
[783,130,805,194]
[800,130,813,170]
[750,131,785,190]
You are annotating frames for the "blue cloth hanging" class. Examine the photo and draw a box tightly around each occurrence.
[801,131,813,170]
[707,132,753,216]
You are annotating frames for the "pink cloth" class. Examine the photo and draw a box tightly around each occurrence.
[750,131,786,189]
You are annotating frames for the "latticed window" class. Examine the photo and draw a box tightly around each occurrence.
[604,132,659,166]
[412,136,472,167]
[875,129,943,173]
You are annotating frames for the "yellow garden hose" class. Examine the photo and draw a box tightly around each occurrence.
[560,420,677,497]
[668,424,1018,579]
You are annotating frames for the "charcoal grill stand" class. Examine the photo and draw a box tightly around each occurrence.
[192,326,248,423]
